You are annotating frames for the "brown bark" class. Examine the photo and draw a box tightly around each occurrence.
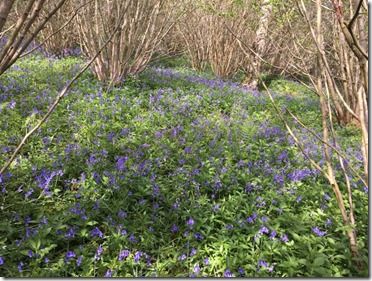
[242,0,272,89]
[0,0,15,34]
[0,0,68,75]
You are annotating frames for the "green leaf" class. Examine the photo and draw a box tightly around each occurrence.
[313,257,325,267]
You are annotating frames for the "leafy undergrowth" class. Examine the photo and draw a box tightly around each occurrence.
[0,55,368,277]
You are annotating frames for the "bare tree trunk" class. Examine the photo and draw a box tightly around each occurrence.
[0,0,67,75]
[0,0,15,34]
[242,0,272,89]
[315,0,363,269]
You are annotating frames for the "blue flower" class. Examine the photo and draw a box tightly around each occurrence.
[171,224,178,232]
[18,261,24,272]
[280,234,289,242]
[118,250,130,261]
[312,226,327,237]
[129,234,138,244]
[94,245,103,260]
[134,251,142,263]
[77,256,83,267]
[118,210,127,218]
[0,256,4,265]
[27,249,33,258]
[259,225,269,235]
[190,248,197,256]
[104,269,113,277]
[178,253,187,261]
[90,227,103,238]
[238,268,244,275]
[187,217,194,227]
[25,188,34,198]
[66,251,76,260]
[116,156,127,171]
[64,227,76,238]
[224,269,235,277]
[270,230,277,240]
[40,217,48,225]
[194,232,204,240]
[194,263,200,274]
[258,259,267,268]
[325,219,332,227]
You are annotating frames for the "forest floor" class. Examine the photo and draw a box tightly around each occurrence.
[0,54,368,277]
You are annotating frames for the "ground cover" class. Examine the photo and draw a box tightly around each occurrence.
[0,54,368,277]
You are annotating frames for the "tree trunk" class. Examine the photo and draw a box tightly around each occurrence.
[0,0,15,34]
[242,0,272,89]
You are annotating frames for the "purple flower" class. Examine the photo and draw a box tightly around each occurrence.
[224,269,235,277]
[25,189,34,198]
[18,261,24,272]
[190,248,197,256]
[194,263,200,274]
[288,169,311,182]
[187,217,194,227]
[0,257,4,265]
[203,257,210,265]
[44,257,49,263]
[171,224,178,232]
[118,250,130,261]
[178,253,187,261]
[134,251,142,263]
[66,251,76,260]
[116,156,127,171]
[40,217,48,225]
[95,245,103,260]
[129,234,138,244]
[296,196,302,203]
[280,234,289,242]
[194,232,204,240]
[104,269,113,277]
[324,193,331,201]
[325,219,332,227]
[258,260,267,268]
[312,226,327,237]
[259,225,269,235]
[77,256,83,267]
[90,227,103,238]
[270,230,277,240]
[118,210,127,218]
[268,265,274,272]
[27,249,33,258]
[252,212,258,220]
[238,268,245,275]
[64,227,76,238]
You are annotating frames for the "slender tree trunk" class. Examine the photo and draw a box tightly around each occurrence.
[0,0,15,34]
[242,0,272,89]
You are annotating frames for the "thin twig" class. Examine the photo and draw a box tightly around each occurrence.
[0,6,126,176]
[20,0,94,58]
